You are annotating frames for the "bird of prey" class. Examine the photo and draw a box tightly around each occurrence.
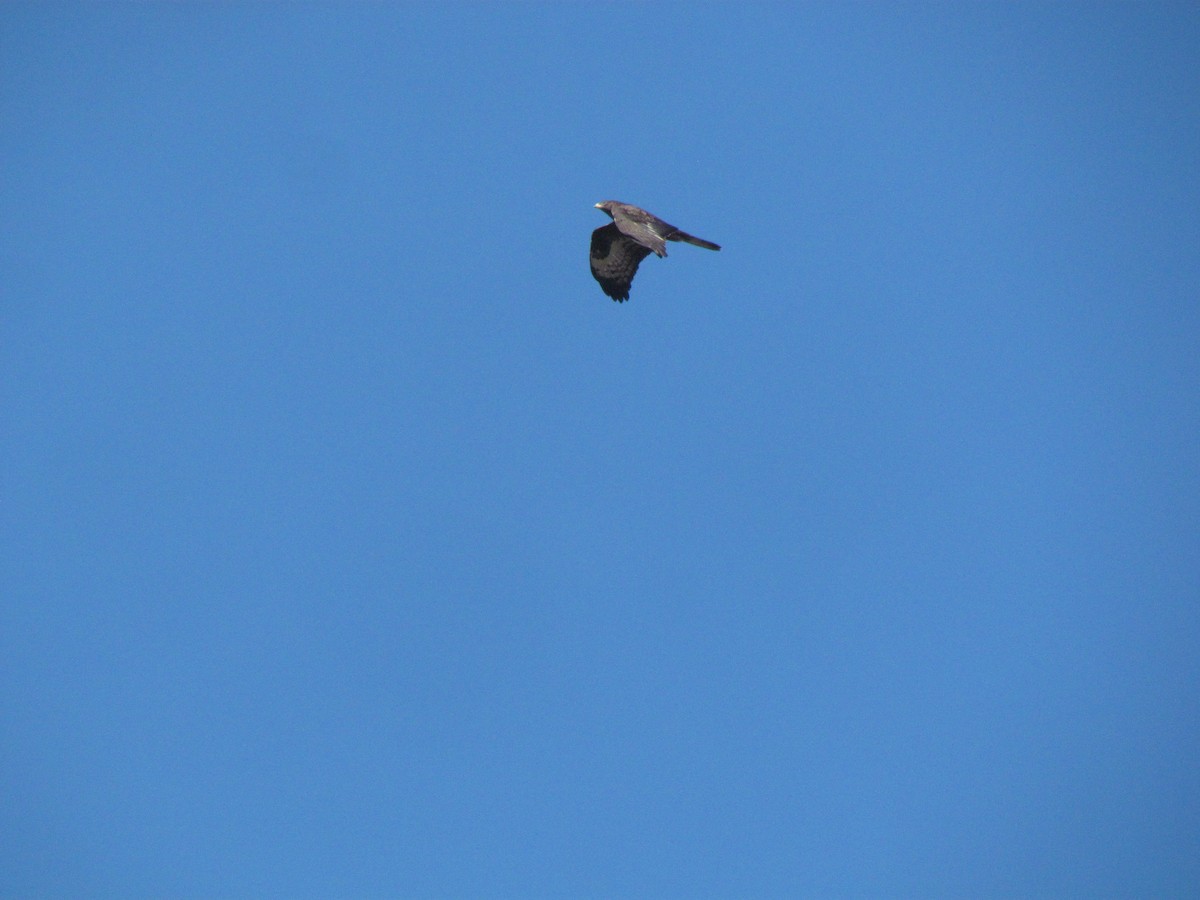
[590,201,720,302]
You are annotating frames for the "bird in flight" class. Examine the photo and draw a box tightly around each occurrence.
[590,201,720,302]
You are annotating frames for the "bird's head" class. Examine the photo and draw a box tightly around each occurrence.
[594,201,617,219]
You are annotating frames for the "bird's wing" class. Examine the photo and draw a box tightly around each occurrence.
[591,223,653,302]
[611,206,670,258]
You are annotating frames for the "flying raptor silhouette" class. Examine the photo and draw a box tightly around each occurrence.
[589,201,720,302]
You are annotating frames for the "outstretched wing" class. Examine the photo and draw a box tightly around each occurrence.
[590,223,652,302]
[610,206,671,258]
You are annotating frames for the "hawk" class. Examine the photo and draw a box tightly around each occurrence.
[590,201,721,302]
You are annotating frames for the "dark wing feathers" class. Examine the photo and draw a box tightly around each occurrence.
[590,202,719,301]
[610,206,670,257]
[590,223,652,302]
[609,204,722,255]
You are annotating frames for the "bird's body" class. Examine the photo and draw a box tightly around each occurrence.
[590,201,720,301]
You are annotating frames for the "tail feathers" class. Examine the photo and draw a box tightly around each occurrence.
[671,230,721,251]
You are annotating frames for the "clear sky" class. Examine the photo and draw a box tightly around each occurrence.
[3,3,1198,896]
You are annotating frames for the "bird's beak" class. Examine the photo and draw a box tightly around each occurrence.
[593,202,602,208]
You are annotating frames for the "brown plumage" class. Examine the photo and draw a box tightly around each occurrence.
[590,201,720,302]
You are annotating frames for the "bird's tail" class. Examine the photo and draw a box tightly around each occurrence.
[670,230,721,251]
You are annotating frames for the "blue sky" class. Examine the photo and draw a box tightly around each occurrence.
[3,3,1198,896]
